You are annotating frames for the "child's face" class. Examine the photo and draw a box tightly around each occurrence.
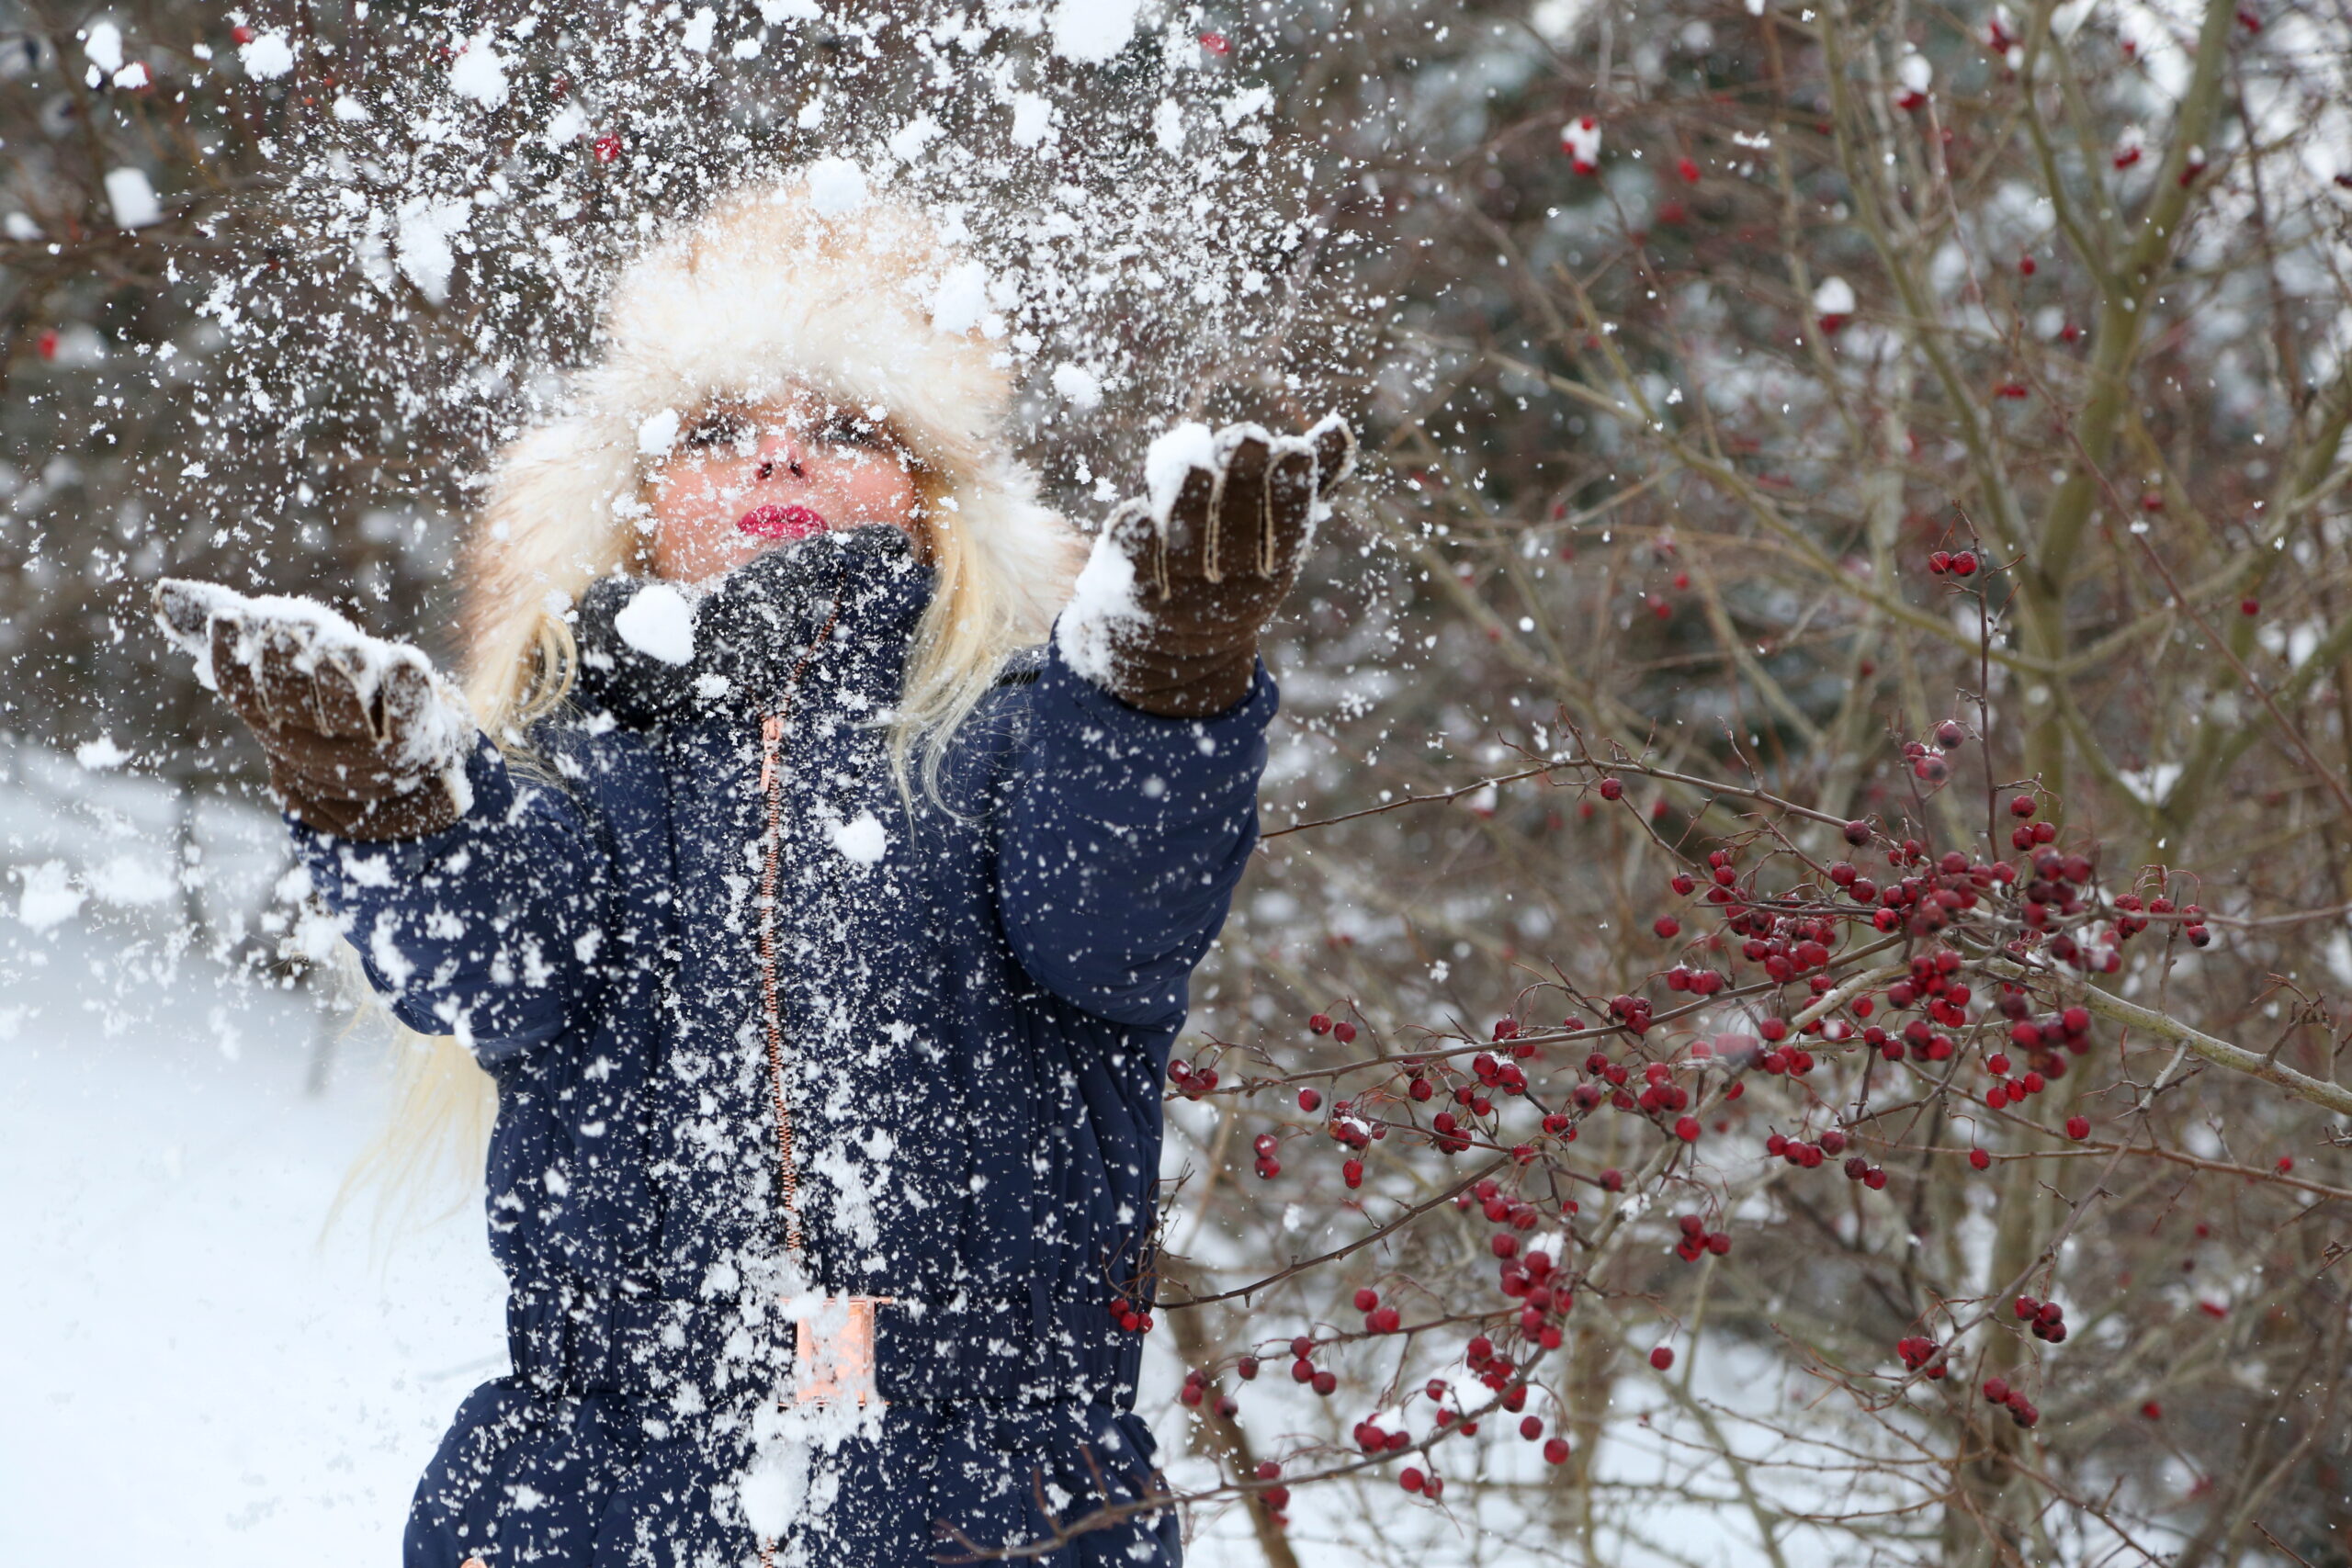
[643,389,924,582]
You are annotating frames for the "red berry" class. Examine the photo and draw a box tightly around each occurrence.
[1677,155,1701,183]
[1298,1088,1322,1112]
[1599,777,1624,801]
[1951,550,1978,575]
[1399,1468,1425,1494]
[2065,1116,2089,1140]
[1308,1013,1332,1034]
[2241,598,2259,616]
[1969,1148,1991,1171]
[1333,1021,1358,1043]
[1654,915,1681,939]
[592,134,624,164]
[1649,1346,1675,1371]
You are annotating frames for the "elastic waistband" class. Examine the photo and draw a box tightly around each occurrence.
[504,1280,1143,1409]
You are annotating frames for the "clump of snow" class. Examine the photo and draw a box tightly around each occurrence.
[828,811,888,866]
[1813,276,1857,318]
[1050,0,1144,62]
[1055,507,1149,687]
[393,195,470,305]
[804,158,868,218]
[1151,98,1186,155]
[1562,115,1602,173]
[105,169,161,230]
[17,862,85,932]
[637,406,682,457]
[333,95,371,123]
[74,737,129,771]
[84,21,124,73]
[888,114,942,164]
[240,30,293,78]
[679,6,718,53]
[86,854,175,908]
[613,582,696,666]
[931,261,991,336]
[447,30,510,108]
[1144,422,1218,525]
[1009,94,1054,149]
[1051,363,1102,411]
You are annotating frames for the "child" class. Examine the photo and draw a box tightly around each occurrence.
[157,166,1351,1568]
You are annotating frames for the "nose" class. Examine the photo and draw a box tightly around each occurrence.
[752,427,807,484]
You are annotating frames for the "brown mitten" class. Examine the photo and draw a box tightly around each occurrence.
[154,580,474,841]
[1057,415,1356,717]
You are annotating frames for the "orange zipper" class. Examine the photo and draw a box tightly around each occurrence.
[754,576,846,1267]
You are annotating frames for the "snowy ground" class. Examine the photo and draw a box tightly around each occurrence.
[0,743,507,1563]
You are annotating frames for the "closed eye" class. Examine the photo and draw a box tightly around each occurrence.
[819,412,885,446]
[683,410,752,449]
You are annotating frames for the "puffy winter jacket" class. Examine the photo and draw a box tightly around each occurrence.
[298,525,1271,1567]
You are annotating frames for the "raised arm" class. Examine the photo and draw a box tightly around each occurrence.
[997,415,1354,1030]
[154,581,614,1068]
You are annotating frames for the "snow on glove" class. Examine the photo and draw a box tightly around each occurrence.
[153,579,475,841]
[1057,414,1357,718]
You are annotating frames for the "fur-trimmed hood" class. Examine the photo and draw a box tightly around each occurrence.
[460,166,1081,689]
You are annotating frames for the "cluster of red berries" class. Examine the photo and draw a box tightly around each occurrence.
[1497,1246,1569,1348]
[1306,1011,1361,1043]
[1285,1335,1339,1396]
[1981,1376,2041,1427]
[1111,1297,1155,1334]
[1673,1213,1732,1261]
[1927,548,1981,575]
[1895,1335,1949,1378]
[1250,1461,1291,1528]
[2113,892,2211,947]
[1251,1131,1283,1180]
[1851,840,2013,938]
[1179,1368,1238,1417]
[1464,1332,1529,1399]
[1167,1058,1220,1097]
[2015,1294,2069,1343]
[1605,990,1657,1035]
[1763,1127,1868,1179]
[1662,964,1729,995]
[1353,1413,1414,1455]
[1354,1286,1404,1335]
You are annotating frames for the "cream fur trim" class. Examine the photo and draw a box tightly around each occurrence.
[462,168,1082,676]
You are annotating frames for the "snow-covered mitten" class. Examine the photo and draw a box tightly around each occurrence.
[1056,414,1356,718]
[153,580,475,841]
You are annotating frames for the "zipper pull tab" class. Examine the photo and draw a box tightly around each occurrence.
[760,711,784,791]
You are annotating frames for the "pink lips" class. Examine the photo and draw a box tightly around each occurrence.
[737,502,829,541]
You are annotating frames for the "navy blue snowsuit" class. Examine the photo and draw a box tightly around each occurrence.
[297,525,1271,1566]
